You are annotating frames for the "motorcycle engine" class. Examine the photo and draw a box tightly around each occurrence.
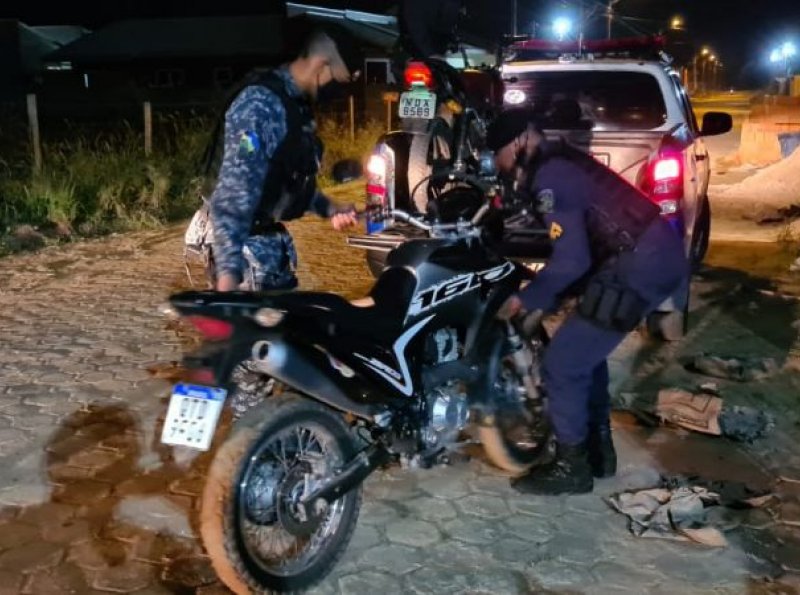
[423,382,469,449]
[421,328,468,448]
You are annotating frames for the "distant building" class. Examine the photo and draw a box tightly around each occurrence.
[36,5,493,121]
[0,20,88,101]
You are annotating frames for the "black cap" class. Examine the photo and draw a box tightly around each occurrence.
[486,108,543,152]
[284,17,364,77]
[319,23,365,77]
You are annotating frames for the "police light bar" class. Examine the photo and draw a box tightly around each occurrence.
[510,35,666,56]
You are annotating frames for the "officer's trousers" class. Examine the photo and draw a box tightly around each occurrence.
[541,219,688,446]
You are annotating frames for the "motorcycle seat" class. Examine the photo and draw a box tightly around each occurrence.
[278,267,417,342]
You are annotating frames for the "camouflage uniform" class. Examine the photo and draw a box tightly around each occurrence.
[202,66,334,416]
[209,66,334,291]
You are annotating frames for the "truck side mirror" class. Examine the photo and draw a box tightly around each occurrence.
[701,112,733,137]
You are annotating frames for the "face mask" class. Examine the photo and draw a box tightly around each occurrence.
[315,65,349,104]
[317,80,347,104]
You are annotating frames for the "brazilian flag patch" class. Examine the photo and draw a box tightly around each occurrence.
[238,131,260,156]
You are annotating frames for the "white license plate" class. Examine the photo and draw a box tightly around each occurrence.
[399,90,436,120]
[161,383,227,451]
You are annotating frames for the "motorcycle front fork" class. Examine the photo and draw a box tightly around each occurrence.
[505,321,544,411]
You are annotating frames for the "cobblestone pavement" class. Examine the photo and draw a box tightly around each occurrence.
[1,196,800,593]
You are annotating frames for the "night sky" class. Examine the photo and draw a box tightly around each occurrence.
[2,1,799,85]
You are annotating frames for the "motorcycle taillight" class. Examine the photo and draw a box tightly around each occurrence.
[404,62,433,89]
[185,316,234,341]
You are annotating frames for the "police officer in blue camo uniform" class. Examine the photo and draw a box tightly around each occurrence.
[489,108,688,495]
[208,24,363,293]
[204,24,363,417]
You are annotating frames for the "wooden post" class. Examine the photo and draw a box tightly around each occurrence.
[26,94,42,174]
[382,92,399,133]
[143,101,153,156]
[349,95,355,143]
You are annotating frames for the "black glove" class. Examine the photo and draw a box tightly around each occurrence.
[518,308,545,338]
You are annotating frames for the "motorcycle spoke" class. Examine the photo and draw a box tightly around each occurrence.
[237,423,349,577]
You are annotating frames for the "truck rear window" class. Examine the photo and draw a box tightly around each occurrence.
[505,70,668,131]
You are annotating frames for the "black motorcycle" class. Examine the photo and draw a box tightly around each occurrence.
[159,169,551,592]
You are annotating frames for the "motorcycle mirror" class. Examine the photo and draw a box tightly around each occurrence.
[331,159,363,184]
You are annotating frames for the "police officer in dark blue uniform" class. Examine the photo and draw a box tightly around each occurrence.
[207,24,363,293]
[489,108,688,495]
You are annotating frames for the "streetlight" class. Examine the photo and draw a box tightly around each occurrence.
[670,15,684,31]
[553,17,572,41]
[770,40,797,78]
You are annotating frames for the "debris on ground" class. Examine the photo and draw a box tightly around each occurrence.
[655,389,774,442]
[685,353,780,382]
[608,477,774,547]
[754,204,800,225]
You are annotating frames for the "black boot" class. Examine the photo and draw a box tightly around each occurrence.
[511,443,593,495]
[587,425,617,479]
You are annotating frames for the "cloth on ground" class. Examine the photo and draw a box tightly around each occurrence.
[655,388,774,442]
[685,353,779,382]
[608,476,773,547]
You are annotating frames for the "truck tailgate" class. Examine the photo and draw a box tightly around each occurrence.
[548,130,668,186]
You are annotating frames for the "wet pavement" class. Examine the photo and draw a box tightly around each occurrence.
[1,204,800,593]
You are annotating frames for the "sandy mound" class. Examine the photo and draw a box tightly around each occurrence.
[715,147,800,206]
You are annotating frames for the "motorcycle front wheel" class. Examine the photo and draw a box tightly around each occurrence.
[200,394,362,594]
[479,328,552,475]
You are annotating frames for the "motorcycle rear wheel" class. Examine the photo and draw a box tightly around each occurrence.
[200,394,361,594]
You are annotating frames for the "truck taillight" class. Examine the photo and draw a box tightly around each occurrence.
[404,62,433,89]
[642,154,683,215]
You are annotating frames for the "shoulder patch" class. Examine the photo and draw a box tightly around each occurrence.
[549,221,563,240]
[237,130,261,156]
[536,189,555,214]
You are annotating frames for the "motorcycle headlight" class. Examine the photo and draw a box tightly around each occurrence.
[253,308,285,327]
[504,89,527,105]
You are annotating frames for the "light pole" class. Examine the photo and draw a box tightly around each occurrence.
[512,0,518,37]
[606,0,621,40]
[703,54,716,93]
[693,47,710,94]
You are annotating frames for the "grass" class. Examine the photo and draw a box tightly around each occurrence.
[0,113,384,255]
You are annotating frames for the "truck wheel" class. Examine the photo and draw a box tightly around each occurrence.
[644,304,688,342]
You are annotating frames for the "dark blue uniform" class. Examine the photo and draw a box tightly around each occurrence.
[519,147,688,446]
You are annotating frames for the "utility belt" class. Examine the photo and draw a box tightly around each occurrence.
[250,217,287,236]
[578,276,647,332]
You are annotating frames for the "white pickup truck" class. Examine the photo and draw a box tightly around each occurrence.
[498,39,732,339]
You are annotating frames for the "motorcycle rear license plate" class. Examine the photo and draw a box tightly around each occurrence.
[160,383,227,451]
[399,90,436,120]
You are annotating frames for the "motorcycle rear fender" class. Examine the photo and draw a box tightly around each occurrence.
[375,131,413,211]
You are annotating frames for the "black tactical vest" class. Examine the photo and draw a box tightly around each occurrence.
[203,70,321,230]
[535,140,660,262]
